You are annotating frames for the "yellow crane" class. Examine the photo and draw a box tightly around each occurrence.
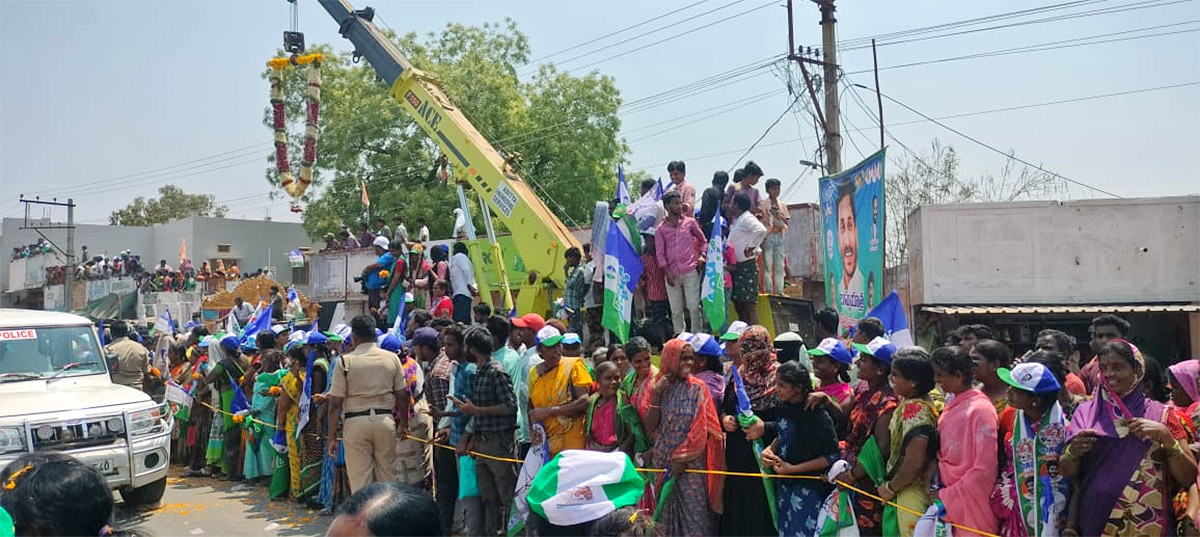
[314,0,583,316]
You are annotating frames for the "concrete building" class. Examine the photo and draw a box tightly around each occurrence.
[2,216,321,311]
[906,196,1200,360]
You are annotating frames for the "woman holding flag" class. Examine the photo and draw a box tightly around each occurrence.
[718,325,779,536]
[644,338,725,535]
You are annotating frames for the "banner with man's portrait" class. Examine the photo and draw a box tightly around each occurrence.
[819,149,886,334]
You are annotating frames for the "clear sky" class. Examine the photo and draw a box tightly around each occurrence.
[2,0,1198,226]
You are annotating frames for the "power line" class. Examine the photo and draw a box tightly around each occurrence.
[847,22,1199,75]
[534,0,757,71]
[860,84,1124,198]
[564,1,778,74]
[632,79,1198,173]
[524,0,714,64]
[727,98,797,171]
[835,0,1191,52]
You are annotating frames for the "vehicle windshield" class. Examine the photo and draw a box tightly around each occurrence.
[0,325,107,379]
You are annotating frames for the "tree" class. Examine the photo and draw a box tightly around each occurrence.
[109,185,227,226]
[885,139,1066,266]
[264,20,627,239]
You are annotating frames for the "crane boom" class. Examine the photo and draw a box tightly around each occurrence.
[315,0,582,314]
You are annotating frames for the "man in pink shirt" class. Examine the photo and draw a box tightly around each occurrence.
[654,190,707,336]
[931,346,999,537]
[668,160,696,217]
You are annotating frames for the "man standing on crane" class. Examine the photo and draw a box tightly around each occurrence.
[448,242,478,324]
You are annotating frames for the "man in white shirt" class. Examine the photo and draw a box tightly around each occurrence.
[726,191,768,325]
[416,217,431,243]
[231,296,254,326]
[448,242,477,324]
[834,183,865,329]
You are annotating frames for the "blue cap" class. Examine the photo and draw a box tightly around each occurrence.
[197,336,213,348]
[305,331,328,346]
[562,333,581,345]
[808,337,854,364]
[999,362,1062,394]
[412,327,439,348]
[219,334,240,352]
[689,333,723,357]
[380,333,402,353]
[850,337,897,365]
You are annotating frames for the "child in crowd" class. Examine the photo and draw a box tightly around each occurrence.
[761,361,840,536]
[585,361,635,454]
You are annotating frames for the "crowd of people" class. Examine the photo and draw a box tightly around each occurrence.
[41,298,1197,537]
[320,215,432,253]
[4,161,1197,537]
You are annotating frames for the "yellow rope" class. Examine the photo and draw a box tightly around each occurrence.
[192,401,998,537]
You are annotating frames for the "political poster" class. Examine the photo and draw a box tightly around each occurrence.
[819,149,886,334]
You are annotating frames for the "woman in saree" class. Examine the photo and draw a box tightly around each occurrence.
[718,325,778,537]
[833,336,899,536]
[990,358,1069,537]
[296,340,330,504]
[277,345,311,500]
[877,347,939,537]
[1062,340,1198,537]
[244,350,285,482]
[385,241,407,327]
[643,339,725,536]
[622,337,657,404]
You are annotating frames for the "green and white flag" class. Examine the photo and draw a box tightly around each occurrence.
[701,210,726,332]
[602,220,643,344]
[527,450,644,527]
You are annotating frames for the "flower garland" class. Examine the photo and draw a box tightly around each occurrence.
[268,53,322,211]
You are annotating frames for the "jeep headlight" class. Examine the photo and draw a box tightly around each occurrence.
[129,407,165,436]
[0,427,25,454]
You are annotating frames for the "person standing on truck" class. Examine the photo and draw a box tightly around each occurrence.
[270,286,285,322]
[361,236,395,319]
[448,242,478,325]
[654,190,707,335]
[667,160,696,217]
[326,315,411,493]
[107,320,150,391]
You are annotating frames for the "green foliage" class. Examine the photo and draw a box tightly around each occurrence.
[263,20,627,239]
[109,185,227,227]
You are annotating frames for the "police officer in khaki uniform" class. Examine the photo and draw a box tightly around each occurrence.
[326,315,411,493]
[106,321,149,391]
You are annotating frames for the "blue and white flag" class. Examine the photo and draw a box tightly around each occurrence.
[153,308,174,336]
[241,301,274,343]
[655,177,666,200]
[865,290,914,348]
[616,166,632,206]
[296,348,316,439]
[601,220,643,344]
[701,210,726,332]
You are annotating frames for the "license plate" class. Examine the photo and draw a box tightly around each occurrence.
[90,458,117,476]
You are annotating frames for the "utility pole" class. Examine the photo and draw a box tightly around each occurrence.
[818,0,841,174]
[18,196,76,310]
[66,199,75,309]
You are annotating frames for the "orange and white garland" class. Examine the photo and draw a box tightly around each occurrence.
[268,54,322,209]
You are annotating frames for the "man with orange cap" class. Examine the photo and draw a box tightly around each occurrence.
[508,313,546,457]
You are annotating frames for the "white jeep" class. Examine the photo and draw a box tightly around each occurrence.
[0,309,171,506]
